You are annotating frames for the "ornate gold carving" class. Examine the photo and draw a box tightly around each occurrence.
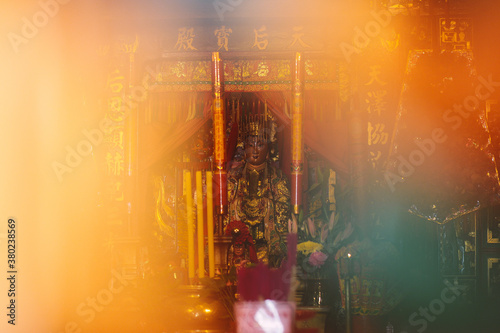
[277,60,291,79]
[171,62,187,78]
[119,34,139,54]
[487,258,500,296]
[305,60,313,76]
[154,176,175,239]
[254,62,269,77]
[487,228,500,244]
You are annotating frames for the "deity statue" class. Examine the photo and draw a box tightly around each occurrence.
[226,115,291,268]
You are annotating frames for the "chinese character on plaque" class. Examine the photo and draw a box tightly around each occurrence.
[288,26,311,49]
[440,18,472,51]
[174,27,198,51]
[364,65,387,86]
[214,26,233,51]
[365,90,388,116]
[367,122,389,146]
[252,25,269,50]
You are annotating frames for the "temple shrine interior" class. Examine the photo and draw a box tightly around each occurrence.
[3,0,500,332]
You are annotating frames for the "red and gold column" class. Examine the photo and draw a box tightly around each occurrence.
[291,52,304,215]
[212,52,227,216]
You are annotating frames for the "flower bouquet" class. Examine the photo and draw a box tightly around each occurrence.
[295,210,353,308]
[296,211,354,280]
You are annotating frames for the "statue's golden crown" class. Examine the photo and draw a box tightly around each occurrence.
[247,120,265,137]
[241,114,272,143]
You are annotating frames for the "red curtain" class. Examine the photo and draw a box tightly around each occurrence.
[139,92,212,171]
[139,90,348,176]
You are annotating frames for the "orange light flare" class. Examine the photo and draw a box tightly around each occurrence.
[0,1,121,332]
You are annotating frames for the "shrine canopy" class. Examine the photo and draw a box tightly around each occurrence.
[139,56,349,178]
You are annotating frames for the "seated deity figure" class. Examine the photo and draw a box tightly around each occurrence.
[226,116,291,268]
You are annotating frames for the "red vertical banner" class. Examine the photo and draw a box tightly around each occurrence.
[212,52,227,215]
[291,52,304,214]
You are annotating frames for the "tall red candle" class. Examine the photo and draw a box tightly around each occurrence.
[291,52,304,214]
[212,52,227,215]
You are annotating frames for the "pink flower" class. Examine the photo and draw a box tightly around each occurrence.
[308,251,328,267]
